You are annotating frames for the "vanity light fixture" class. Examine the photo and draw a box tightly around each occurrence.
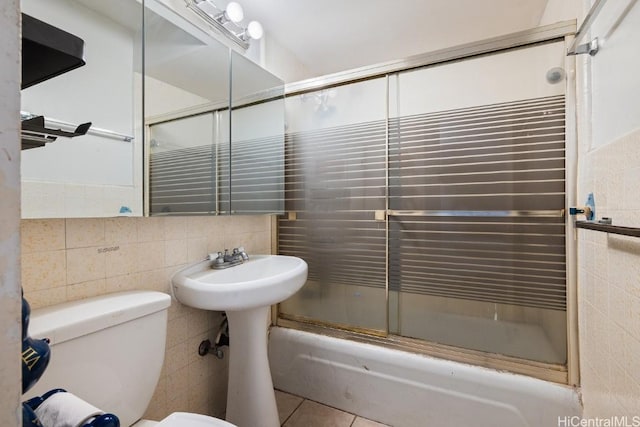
[186,0,263,50]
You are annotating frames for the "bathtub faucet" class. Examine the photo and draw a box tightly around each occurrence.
[208,247,249,269]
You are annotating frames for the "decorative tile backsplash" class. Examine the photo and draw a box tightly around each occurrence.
[20,215,273,420]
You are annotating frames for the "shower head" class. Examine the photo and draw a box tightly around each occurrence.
[546,67,566,84]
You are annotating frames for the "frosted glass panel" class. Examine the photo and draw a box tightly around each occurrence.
[149,113,222,215]
[278,78,388,333]
[389,42,567,364]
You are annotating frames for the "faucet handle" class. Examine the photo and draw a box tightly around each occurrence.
[207,252,225,265]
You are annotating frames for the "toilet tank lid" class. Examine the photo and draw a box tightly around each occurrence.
[28,291,171,345]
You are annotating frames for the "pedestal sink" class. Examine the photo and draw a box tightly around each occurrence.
[171,255,308,427]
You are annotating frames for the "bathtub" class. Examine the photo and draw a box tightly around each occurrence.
[268,327,582,427]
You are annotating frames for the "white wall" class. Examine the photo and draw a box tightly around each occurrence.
[261,35,313,83]
[144,76,213,119]
[0,0,22,425]
[590,1,640,148]
[538,0,580,25]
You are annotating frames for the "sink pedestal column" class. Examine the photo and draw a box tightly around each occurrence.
[225,306,279,427]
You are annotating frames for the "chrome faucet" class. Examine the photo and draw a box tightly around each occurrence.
[236,246,249,261]
[208,247,249,269]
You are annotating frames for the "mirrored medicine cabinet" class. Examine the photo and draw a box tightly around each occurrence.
[20,0,284,219]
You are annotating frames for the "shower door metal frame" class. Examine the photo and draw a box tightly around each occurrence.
[275,20,579,385]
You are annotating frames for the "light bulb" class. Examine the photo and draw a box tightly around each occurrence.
[246,20,263,40]
[225,2,244,23]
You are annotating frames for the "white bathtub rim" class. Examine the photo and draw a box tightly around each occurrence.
[269,326,582,427]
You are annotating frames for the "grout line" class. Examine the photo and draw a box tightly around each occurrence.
[279,392,371,427]
[347,411,358,426]
[280,394,306,426]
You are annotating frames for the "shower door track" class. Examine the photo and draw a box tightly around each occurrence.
[276,317,568,384]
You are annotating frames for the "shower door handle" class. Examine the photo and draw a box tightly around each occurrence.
[386,209,565,218]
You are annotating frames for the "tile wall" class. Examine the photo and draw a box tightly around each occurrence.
[20,215,273,420]
[578,129,640,416]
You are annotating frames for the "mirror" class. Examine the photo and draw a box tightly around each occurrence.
[20,0,144,218]
[144,0,230,215]
[230,51,285,215]
[146,7,285,216]
[20,0,284,218]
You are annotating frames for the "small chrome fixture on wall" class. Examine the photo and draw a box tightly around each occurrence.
[185,0,263,50]
[567,0,639,56]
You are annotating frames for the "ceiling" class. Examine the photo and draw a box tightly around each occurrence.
[74,0,553,82]
[227,0,551,77]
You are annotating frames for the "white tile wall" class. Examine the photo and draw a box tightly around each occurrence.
[578,129,640,416]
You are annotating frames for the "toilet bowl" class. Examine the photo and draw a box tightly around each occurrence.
[24,291,236,427]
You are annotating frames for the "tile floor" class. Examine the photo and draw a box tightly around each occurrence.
[275,390,391,427]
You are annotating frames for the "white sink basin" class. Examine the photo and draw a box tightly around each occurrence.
[171,255,308,311]
[170,254,308,427]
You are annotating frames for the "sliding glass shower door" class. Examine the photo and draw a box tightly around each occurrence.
[278,78,388,332]
[388,41,567,364]
[279,40,568,366]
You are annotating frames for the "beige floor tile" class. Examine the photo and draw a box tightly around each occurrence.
[352,416,392,427]
[283,400,354,427]
[275,390,304,425]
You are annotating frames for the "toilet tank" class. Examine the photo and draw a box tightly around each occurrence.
[24,291,172,427]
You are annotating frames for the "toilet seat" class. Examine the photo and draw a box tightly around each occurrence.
[155,412,236,427]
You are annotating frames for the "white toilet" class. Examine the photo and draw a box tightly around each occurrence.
[24,290,236,427]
